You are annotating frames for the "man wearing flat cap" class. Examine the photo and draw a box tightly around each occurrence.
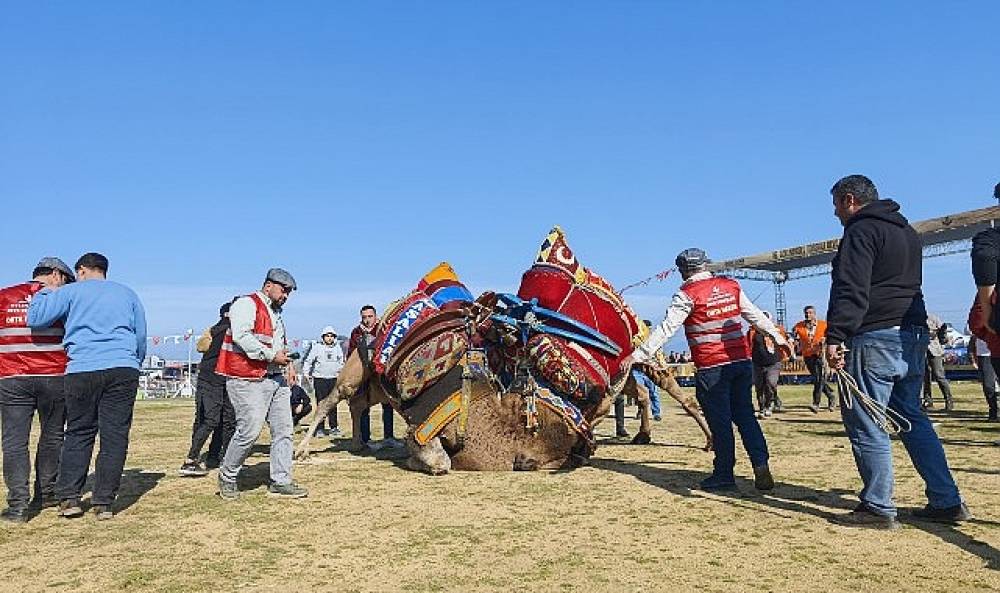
[0,258,75,523]
[215,268,307,500]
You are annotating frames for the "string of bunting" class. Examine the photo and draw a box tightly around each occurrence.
[617,266,677,295]
[146,333,317,350]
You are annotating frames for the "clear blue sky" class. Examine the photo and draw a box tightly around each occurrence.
[2,2,998,358]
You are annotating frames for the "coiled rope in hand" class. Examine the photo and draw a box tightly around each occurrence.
[834,364,912,435]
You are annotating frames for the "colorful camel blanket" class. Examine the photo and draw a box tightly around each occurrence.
[374,262,474,377]
[515,226,645,400]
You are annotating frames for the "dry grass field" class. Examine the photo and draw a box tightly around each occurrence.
[0,382,997,593]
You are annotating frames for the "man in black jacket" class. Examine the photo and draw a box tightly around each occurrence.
[179,301,237,477]
[823,174,968,529]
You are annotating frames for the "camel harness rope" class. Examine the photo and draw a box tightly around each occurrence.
[833,346,912,435]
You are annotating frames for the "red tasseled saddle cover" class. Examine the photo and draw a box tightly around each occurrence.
[516,226,644,396]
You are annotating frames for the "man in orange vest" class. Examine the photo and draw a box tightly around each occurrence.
[792,305,836,412]
[621,248,791,491]
[216,268,307,500]
[0,257,75,523]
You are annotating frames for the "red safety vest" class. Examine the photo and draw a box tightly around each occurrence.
[682,276,751,369]
[0,282,67,378]
[215,293,275,380]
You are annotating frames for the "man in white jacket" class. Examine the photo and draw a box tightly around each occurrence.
[621,248,790,491]
[302,326,345,437]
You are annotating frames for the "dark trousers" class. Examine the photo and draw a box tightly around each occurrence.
[186,377,235,462]
[312,376,339,430]
[804,355,834,406]
[752,362,781,411]
[984,357,1000,419]
[1,376,65,509]
[923,355,954,405]
[614,393,627,434]
[292,400,313,426]
[359,403,395,443]
[695,361,769,480]
[57,368,140,506]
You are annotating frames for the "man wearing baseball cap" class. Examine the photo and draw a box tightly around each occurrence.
[0,258,75,522]
[621,248,790,492]
[27,252,147,520]
[301,325,346,437]
[215,268,307,500]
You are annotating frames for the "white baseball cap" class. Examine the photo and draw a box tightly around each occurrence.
[321,326,337,336]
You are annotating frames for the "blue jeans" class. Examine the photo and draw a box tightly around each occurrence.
[695,360,769,480]
[843,327,962,517]
[632,369,661,417]
[359,403,395,443]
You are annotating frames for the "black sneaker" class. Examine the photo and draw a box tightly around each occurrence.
[92,505,114,521]
[832,504,900,530]
[204,456,221,470]
[267,482,308,498]
[179,461,209,477]
[1,507,28,523]
[910,503,972,523]
[753,465,775,491]
[59,499,85,518]
[699,475,737,492]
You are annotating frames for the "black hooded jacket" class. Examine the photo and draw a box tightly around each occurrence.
[826,200,928,344]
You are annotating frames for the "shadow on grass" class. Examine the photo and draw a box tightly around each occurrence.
[75,468,165,514]
[591,457,1000,571]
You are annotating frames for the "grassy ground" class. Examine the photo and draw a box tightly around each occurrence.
[0,382,997,593]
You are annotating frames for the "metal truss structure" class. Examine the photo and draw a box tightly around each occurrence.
[712,205,999,327]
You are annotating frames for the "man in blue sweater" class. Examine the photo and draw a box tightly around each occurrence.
[27,252,147,520]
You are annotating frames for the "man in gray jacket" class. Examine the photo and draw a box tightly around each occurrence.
[302,326,345,437]
[923,313,954,411]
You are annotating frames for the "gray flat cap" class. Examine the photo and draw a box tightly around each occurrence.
[266,268,297,291]
[35,257,76,282]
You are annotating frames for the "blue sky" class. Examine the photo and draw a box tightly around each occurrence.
[2,2,998,358]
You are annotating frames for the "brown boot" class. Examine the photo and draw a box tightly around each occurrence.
[753,465,775,491]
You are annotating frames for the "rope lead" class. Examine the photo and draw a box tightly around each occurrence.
[834,364,913,435]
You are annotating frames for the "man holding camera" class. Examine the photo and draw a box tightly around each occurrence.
[215,268,307,500]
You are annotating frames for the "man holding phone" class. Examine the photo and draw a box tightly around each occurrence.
[215,268,307,500]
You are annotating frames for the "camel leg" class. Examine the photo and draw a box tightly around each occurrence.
[404,434,451,475]
[295,350,369,460]
[644,366,713,451]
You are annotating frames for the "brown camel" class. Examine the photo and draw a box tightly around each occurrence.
[624,364,713,451]
[294,349,593,473]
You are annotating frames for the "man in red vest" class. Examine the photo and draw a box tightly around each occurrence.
[0,257,75,523]
[216,268,307,500]
[621,248,790,491]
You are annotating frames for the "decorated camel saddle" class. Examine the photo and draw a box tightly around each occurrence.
[371,263,493,446]
[482,226,649,447]
[493,226,646,399]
